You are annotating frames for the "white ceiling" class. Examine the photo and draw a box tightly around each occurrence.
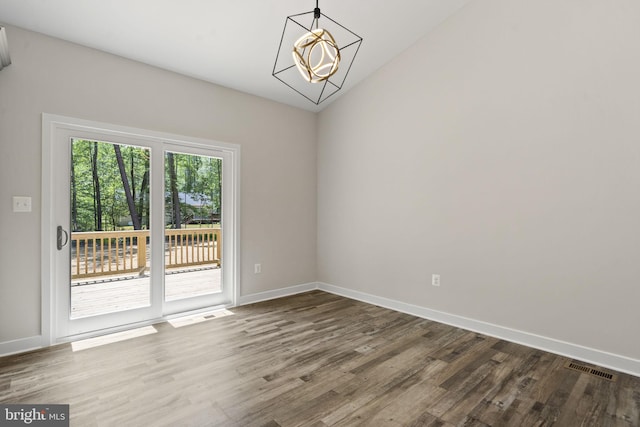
[0,0,470,112]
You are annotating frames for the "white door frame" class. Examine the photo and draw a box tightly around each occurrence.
[41,114,241,345]
[161,143,234,316]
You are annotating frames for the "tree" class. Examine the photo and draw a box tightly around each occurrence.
[137,160,149,228]
[70,140,218,232]
[71,148,78,231]
[215,158,222,216]
[167,152,181,228]
[114,144,142,230]
[92,141,103,231]
[71,140,94,231]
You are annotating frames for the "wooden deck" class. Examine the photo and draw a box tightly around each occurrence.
[71,267,221,318]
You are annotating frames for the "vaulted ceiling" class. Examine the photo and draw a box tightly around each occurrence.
[0,0,470,111]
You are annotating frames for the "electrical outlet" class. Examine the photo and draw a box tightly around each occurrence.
[254,263,261,274]
[12,196,32,212]
[432,274,440,287]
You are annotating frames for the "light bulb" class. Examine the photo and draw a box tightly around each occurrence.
[292,28,340,83]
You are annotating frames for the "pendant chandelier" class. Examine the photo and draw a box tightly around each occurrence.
[273,1,362,105]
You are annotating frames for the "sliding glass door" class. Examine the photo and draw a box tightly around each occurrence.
[47,116,237,340]
[68,139,153,321]
[162,146,231,315]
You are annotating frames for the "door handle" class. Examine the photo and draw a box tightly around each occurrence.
[57,226,69,250]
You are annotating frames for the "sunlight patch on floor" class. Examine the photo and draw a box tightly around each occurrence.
[168,309,235,328]
[71,326,158,351]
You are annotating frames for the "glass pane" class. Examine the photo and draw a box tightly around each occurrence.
[164,151,222,301]
[69,139,151,319]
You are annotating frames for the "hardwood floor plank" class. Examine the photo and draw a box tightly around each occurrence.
[440,355,521,425]
[466,351,542,425]
[1,290,639,427]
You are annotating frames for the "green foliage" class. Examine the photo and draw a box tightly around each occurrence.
[71,140,221,232]
[165,152,222,228]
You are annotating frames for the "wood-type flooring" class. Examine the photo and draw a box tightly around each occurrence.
[1,290,638,426]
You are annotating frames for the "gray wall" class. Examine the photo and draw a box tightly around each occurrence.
[0,26,317,343]
[318,0,640,361]
[3,0,640,366]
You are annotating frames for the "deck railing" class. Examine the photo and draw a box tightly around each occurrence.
[164,228,221,270]
[71,228,221,280]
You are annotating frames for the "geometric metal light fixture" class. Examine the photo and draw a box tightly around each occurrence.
[0,27,11,71]
[273,0,362,105]
[293,27,340,84]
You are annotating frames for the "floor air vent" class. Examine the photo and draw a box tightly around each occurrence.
[564,361,617,382]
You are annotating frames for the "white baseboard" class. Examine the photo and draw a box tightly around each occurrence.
[1,283,318,357]
[4,283,639,378]
[317,282,640,378]
[237,282,319,306]
[0,335,44,357]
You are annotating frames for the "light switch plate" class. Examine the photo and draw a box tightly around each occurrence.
[12,196,32,212]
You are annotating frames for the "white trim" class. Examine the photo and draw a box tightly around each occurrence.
[41,113,241,343]
[41,116,55,347]
[53,303,229,344]
[0,335,44,357]
[41,114,241,153]
[317,282,640,378]
[0,302,237,356]
[0,302,238,356]
[231,151,242,307]
[3,280,319,354]
[55,319,164,345]
[236,282,319,306]
[12,269,640,377]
